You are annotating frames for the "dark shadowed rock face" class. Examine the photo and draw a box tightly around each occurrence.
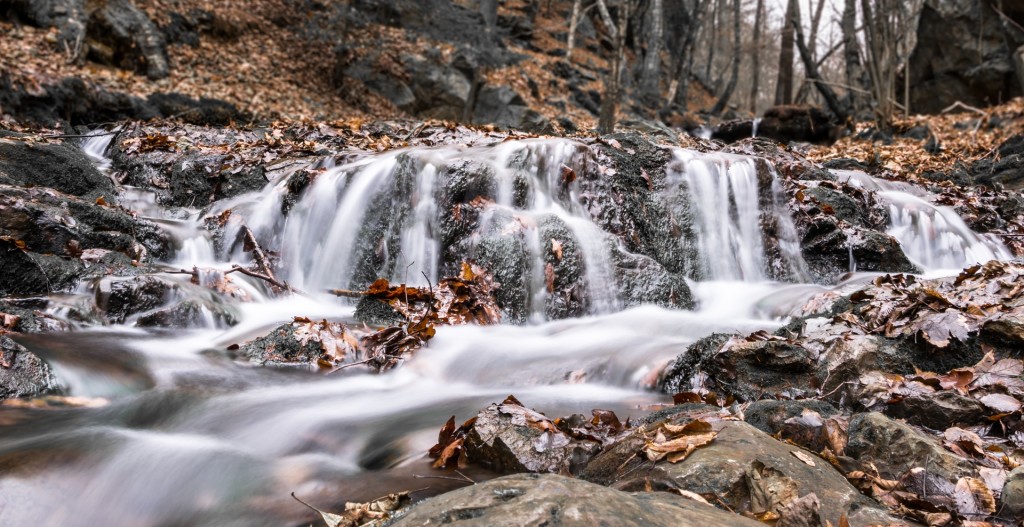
[386,473,766,527]
[0,335,62,400]
[909,0,1024,114]
[0,137,114,200]
[714,106,839,145]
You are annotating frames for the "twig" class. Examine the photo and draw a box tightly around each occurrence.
[225,265,295,293]
[326,357,375,375]
[941,101,987,116]
[412,471,475,485]
[40,131,121,139]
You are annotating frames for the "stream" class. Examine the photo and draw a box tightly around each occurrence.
[0,134,1013,526]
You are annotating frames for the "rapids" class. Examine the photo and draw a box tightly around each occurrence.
[0,137,1012,526]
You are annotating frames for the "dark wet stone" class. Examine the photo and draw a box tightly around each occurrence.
[744,399,840,436]
[388,473,766,527]
[0,137,114,200]
[0,335,62,400]
[885,390,988,429]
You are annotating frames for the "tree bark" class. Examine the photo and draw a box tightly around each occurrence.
[710,0,740,115]
[841,0,869,117]
[791,0,847,120]
[480,0,498,35]
[774,0,797,105]
[748,0,764,113]
[566,0,582,59]
[599,0,632,134]
[639,0,664,102]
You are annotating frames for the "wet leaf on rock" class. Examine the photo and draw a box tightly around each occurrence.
[642,419,717,463]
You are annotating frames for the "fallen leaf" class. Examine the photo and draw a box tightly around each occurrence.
[791,450,817,467]
[978,393,1022,413]
[953,477,996,516]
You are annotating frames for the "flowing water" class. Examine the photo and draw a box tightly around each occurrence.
[0,139,1012,526]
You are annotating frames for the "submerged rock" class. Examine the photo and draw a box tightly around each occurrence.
[387,473,765,527]
[0,335,62,400]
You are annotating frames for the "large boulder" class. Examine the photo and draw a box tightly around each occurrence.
[846,412,977,484]
[908,0,1024,113]
[387,473,766,527]
[581,419,902,527]
[0,136,114,200]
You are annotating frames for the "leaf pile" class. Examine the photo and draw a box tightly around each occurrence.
[355,262,501,327]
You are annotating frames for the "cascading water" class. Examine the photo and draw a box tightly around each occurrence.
[665,149,806,281]
[0,135,1016,527]
[226,139,621,319]
[835,169,1012,273]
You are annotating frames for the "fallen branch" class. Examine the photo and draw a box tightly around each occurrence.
[941,101,987,116]
[225,264,298,293]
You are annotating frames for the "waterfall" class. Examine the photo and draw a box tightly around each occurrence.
[835,170,1012,273]
[81,130,117,173]
[880,191,1012,272]
[231,139,620,319]
[666,149,804,281]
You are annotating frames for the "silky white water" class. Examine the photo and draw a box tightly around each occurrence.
[0,138,1014,527]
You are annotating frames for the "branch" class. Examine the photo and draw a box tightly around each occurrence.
[941,101,987,116]
[225,265,296,293]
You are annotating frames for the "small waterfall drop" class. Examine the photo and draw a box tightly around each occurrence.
[666,149,805,281]
[80,131,117,173]
[835,170,1011,273]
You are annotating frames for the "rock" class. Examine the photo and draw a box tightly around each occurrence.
[908,0,1023,113]
[846,412,976,484]
[744,399,840,436]
[0,137,114,200]
[0,299,72,333]
[0,239,84,296]
[722,138,833,182]
[92,275,239,328]
[471,85,551,133]
[5,0,169,80]
[714,106,838,144]
[86,0,170,80]
[797,215,917,283]
[0,335,62,400]
[1002,467,1024,518]
[234,319,357,367]
[463,401,602,475]
[885,390,988,429]
[581,421,900,527]
[387,473,765,527]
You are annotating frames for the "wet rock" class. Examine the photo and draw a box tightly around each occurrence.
[0,239,84,296]
[0,335,62,400]
[885,390,988,429]
[612,248,693,310]
[581,421,899,527]
[0,299,72,333]
[797,216,917,283]
[93,275,238,328]
[722,138,833,182]
[0,137,114,200]
[463,401,602,475]
[234,319,356,367]
[846,412,976,483]
[908,0,1023,114]
[0,184,169,262]
[388,473,765,527]
[659,333,731,396]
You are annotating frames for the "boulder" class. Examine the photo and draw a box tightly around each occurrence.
[846,412,976,484]
[387,473,766,527]
[581,420,901,527]
[471,85,551,133]
[0,334,62,400]
[462,401,602,475]
[714,106,838,145]
[0,137,114,200]
[908,0,1023,113]
[234,319,358,367]
[884,390,988,429]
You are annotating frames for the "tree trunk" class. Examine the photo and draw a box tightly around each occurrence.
[791,0,847,120]
[774,0,797,105]
[567,0,582,59]
[704,0,718,83]
[599,0,632,134]
[748,0,764,113]
[639,0,664,102]
[480,0,498,35]
[841,0,869,117]
[710,0,740,115]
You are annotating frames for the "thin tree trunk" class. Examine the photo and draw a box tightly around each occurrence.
[595,0,617,39]
[792,0,847,120]
[842,0,869,116]
[599,0,632,134]
[639,0,664,102]
[710,0,740,115]
[480,0,498,35]
[704,0,718,83]
[774,0,797,105]
[567,0,582,59]
[748,0,764,113]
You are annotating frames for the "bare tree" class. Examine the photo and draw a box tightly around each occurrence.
[664,0,706,112]
[710,0,741,115]
[748,0,765,113]
[841,0,870,117]
[860,0,915,130]
[566,0,583,59]
[638,0,664,102]
[791,0,847,120]
[599,0,635,133]
[774,0,797,105]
